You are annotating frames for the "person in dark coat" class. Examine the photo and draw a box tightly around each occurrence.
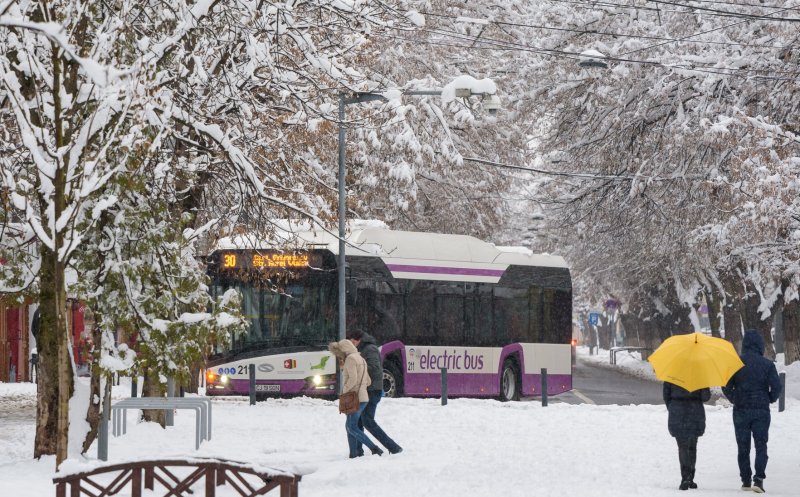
[664,382,711,490]
[722,330,782,493]
[347,329,402,455]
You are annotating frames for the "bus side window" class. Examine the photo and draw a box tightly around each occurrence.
[436,282,465,346]
[406,280,435,344]
[529,286,542,342]
[373,282,403,343]
[475,284,493,346]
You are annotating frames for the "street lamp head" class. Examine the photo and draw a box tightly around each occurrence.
[454,87,472,98]
[483,94,501,114]
[578,49,608,69]
[579,59,608,69]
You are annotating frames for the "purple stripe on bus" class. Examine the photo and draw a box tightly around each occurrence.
[385,264,505,277]
[402,373,572,397]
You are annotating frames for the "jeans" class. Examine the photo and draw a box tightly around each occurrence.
[676,437,697,482]
[733,408,770,481]
[346,402,377,458]
[357,390,402,454]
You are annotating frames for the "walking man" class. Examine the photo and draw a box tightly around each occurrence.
[722,330,782,493]
[347,329,403,455]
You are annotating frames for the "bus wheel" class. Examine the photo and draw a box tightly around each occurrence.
[500,358,520,402]
[383,360,403,398]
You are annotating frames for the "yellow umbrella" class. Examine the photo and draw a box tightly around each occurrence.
[648,332,744,392]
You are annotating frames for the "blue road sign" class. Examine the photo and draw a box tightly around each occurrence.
[588,312,600,326]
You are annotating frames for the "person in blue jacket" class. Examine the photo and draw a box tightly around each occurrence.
[722,330,782,493]
[663,382,711,490]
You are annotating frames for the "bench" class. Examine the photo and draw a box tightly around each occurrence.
[609,346,652,365]
[53,458,301,497]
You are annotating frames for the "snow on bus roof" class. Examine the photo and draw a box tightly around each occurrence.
[215,222,567,268]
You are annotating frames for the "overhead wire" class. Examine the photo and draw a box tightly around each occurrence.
[644,0,800,22]
[419,10,793,51]
[541,0,800,20]
[618,4,800,55]
[403,23,800,81]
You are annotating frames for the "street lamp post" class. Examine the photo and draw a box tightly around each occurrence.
[336,88,497,344]
[337,92,386,345]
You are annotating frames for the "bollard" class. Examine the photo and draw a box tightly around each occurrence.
[779,371,786,412]
[249,364,256,406]
[131,377,138,398]
[98,390,111,461]
[541,368,548,407]
[441,368,448,406]
[166,378,175,426]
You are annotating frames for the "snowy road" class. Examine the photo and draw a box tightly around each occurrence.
[565,356,664,405]
[0,384,36,464]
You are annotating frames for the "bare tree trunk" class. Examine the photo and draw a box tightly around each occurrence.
[598,315,611,350]
[665,284,693,334]
[784,295,800,365]
[721,271,744,351]
[81,316,105,453]
[34,246,74,464]
[619,312,642,347]
[741,281,775,360]
[34,249,59,458]
[704,286,722,338]
[56,284,71,466]
[185,359,204,394]
[141,369,166,426]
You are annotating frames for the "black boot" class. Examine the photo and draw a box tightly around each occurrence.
[679,481,690,491]
[371,447,384,456]
[688,470,697,489]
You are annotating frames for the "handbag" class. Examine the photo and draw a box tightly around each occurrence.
[338,390,360,415]
[338,361,366,415]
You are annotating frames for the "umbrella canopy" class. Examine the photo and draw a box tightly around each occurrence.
[648,332,744,392]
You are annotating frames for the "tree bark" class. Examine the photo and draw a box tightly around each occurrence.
[33,245,74,464]
[141,369,166,426]
[34,248,60,458]
[704,286,722,338]
[81,315,105,454]
[783,296,800,365]
[721,271,744,351]
[741,280,775,360]
[185,359,203,394]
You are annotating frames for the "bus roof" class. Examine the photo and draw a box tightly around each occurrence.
[216,226,567,269]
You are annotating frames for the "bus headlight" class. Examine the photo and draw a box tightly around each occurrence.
[220,374,229,384]
[305,373,335,389]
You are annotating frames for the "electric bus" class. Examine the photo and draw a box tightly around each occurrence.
[204,225,573,400]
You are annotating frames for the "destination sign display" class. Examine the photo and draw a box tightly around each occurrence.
[218,251,318,270]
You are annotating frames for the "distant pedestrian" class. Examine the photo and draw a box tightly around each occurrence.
[722,330,782,493]
[328,339,383,458]
[663,382,710,490]
[347,329,403,455]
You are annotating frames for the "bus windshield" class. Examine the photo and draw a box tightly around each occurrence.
[209,251,337,355]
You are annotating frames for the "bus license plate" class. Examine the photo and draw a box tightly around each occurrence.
[255,384,280,392]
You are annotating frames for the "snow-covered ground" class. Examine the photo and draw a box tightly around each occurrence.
[1,349,799,496]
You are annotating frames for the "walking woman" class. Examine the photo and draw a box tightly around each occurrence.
[328,339,383,458]
[663,382,711,490]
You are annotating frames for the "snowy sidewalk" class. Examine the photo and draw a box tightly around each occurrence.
[1,357,799,496]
